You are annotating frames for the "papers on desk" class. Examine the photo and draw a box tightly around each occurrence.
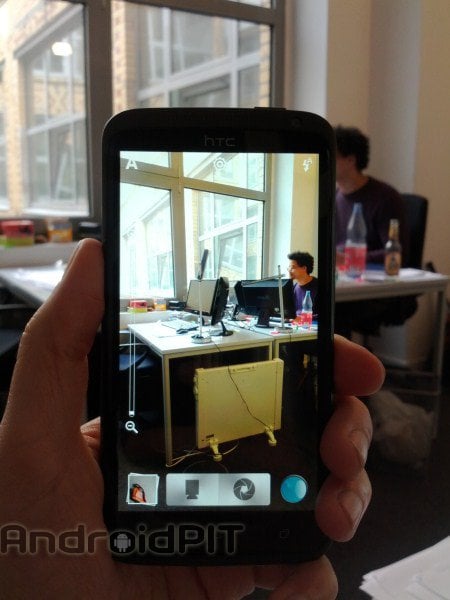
[14,266,65,290]
[363,268,425,282]
[360,536,450,599]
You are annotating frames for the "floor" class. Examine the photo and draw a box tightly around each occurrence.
[328,383,450,599]
[248,382,450,599]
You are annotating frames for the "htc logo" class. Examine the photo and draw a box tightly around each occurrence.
[203,135,236,148]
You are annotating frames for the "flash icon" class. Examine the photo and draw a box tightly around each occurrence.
[303,158,313,172]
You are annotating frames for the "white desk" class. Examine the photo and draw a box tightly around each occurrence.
[238,322,318,358]
[335,268,449,378]
[129,322,274,465]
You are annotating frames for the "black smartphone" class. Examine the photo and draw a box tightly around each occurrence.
[101,108,335,565]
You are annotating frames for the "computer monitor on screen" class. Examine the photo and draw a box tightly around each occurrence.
[234,278,295,327]
[185,277,232,336]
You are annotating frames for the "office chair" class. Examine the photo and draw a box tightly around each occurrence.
[367,194,431,368]
[0,291,35,416]
[402,193,428,268]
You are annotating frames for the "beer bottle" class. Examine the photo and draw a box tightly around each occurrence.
[384,218,402,276]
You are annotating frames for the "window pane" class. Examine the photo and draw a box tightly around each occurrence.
[183,152,265,191]
[0,62,7,207]
[112,2,271,111]
[170,76,230,108]
[1,1,88,217]
[171,13,229,73]
[184,188,263,282]
[120,182,174,298]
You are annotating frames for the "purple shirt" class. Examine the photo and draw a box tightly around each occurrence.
[293,277,319,318]
[335,177,408,264]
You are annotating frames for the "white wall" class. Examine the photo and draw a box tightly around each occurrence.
[285,0,450,284]
[326,0,372,131]
[413,1,450,277]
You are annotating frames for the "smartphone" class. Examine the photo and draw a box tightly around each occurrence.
[101,108,336,565]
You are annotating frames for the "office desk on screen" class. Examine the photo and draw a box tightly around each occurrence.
[129,322,274,465]
[335,268,449,378]
[128,322,317,464]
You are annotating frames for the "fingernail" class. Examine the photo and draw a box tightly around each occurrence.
[349,428,370,467]
[338,490,364,527]
[61,241,82,280]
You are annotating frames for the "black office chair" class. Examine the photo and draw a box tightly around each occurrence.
[402,193,428,269]
[0,291,35,416]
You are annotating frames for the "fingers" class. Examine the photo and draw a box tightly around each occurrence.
[81,417,101,462]
[316,469,372,542]
[314,335,382,544]
[5,239,104,444]
[320,395,372,481]
[264,556,338,599]
[334,334,385,396]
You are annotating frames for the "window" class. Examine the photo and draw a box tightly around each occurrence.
[112,2,272,111]
[1,1,89,217]
[1,0,285,299]
[23,12,87,214]
[120,151,268,299]
[0,61,6,208]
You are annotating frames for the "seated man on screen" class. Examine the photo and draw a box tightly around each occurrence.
[287,251,318,320]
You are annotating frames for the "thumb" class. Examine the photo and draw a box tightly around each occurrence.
[3,239,104,445]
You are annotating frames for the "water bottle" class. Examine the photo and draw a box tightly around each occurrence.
[344,202,367,278]
[301,290,313,328]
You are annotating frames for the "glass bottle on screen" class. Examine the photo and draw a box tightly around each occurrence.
[301,290,313,328]
[344,202,367,278]
[384,218,402,276]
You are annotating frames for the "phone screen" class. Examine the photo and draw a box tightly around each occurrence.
[101,109,335,563]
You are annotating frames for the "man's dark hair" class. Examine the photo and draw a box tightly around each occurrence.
[334,125,370,171]
[288,251,314,275]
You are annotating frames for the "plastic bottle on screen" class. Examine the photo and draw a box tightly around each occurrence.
[301,290,313,328]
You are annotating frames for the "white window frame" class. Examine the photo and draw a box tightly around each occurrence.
[83,0,285,237]
[119,151,271,299]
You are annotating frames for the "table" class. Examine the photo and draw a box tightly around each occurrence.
[0,264,64,308]
[335,268,449,378]
[128,322,274,465]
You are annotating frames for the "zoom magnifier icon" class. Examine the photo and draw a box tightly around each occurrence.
[125,420,138,435]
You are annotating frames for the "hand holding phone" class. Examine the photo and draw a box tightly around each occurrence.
[101,107,336,565]
[0,238,382,597]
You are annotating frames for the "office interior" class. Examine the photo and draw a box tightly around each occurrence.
[1,1,450,598]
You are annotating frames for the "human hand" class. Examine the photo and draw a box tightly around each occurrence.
[0,239,384,599]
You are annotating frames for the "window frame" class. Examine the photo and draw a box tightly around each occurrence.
[2,0,285,285]
[85,0,284,227]
[19,7,88,214]
[119,151,271,299]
